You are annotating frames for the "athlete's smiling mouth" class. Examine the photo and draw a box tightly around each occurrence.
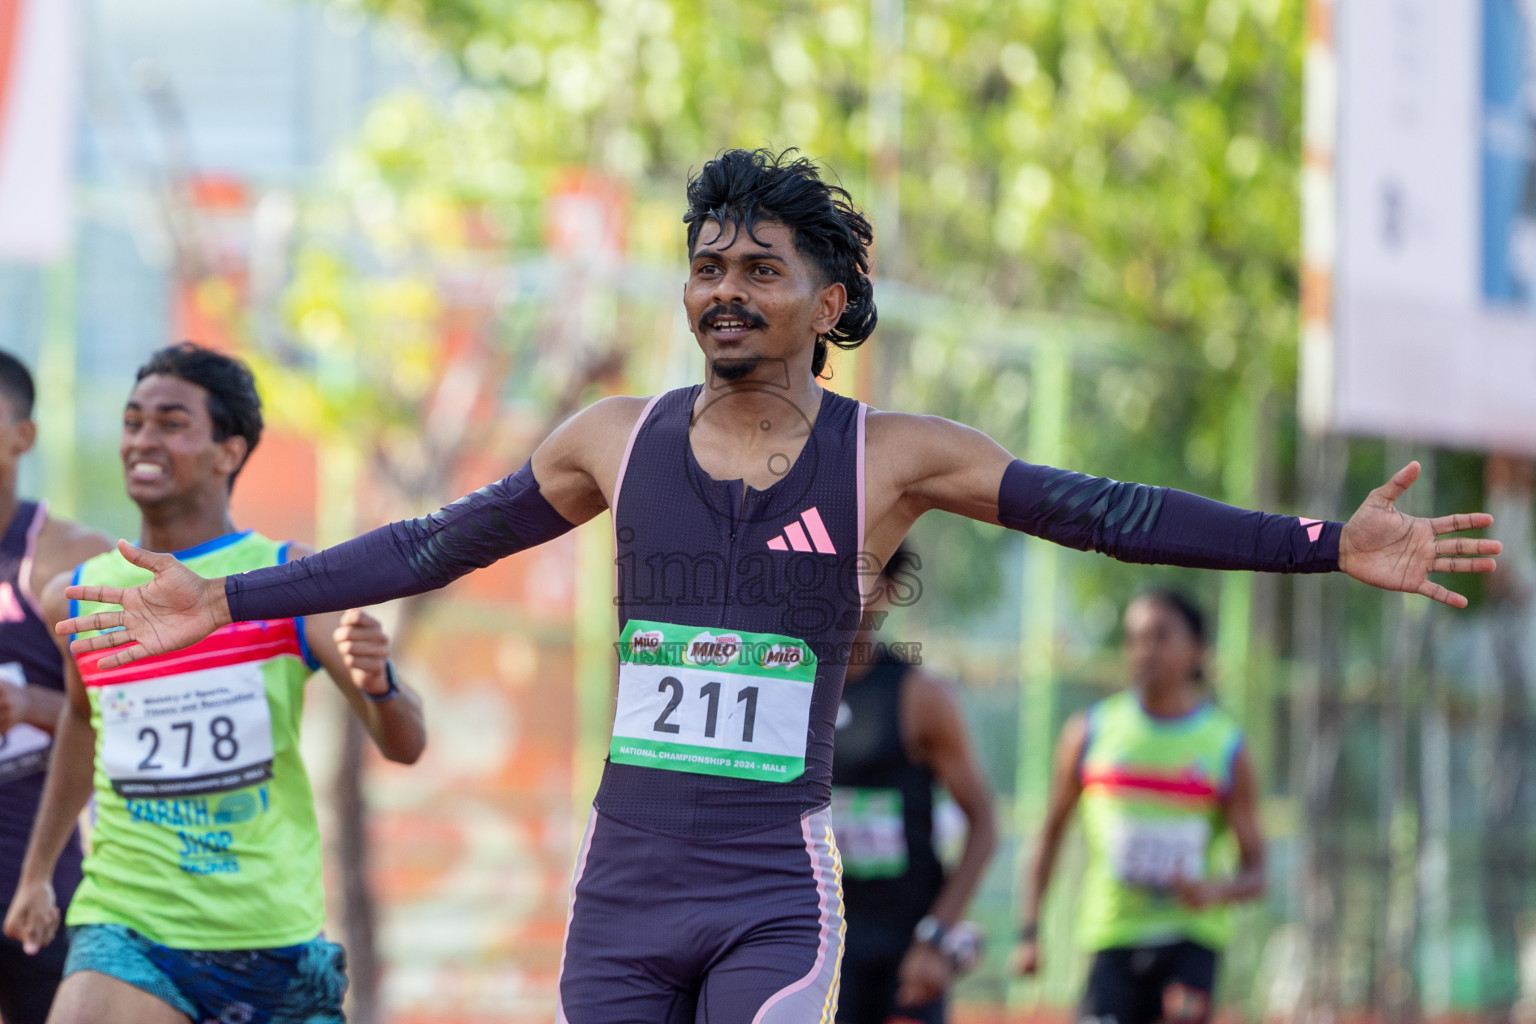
[699,304,767,337]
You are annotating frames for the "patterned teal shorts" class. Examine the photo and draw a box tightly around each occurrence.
[64,923,347,1024]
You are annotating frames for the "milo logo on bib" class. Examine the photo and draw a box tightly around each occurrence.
[610,620,817,783]
[684,632,742,667]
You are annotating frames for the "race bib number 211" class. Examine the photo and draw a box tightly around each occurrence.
[609,620,817,783]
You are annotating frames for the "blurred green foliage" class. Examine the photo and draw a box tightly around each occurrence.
[295,0,1304,627]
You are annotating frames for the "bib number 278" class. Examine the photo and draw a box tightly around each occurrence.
[134,716,242,771]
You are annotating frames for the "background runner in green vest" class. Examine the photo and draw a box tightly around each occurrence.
[832,545,997,1024]
[3,343,427,1024]
[0,350,112,1024]
[1014,591,1264,1024]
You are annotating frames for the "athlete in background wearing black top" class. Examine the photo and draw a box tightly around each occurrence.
[833,545,996,1024]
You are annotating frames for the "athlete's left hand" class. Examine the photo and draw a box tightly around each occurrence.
[895,942,952,1008]
[1339,462,1501,608]
[335,608,391,697]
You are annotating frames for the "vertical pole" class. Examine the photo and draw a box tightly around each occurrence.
[868,0,904,273]
[315,345,379,1024]
[1292,431,1347,1024]
[573,519,613,816]
[1218,387,1257,727]
[36,259,78,518]
[1008,343,1069,1010]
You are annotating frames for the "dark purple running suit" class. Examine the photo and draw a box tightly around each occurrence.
[0,502,84,1024]
[221,385,1341,1023]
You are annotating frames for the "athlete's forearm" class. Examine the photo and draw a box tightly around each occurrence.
[357,678,426,765]
[998,460,1341,573]
[1020,819,1068,929]
[925,813,997,929]
[225,462,576,622]
[18,704,94,886]
[20,686,65,733]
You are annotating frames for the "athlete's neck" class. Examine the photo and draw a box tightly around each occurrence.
[1135,678,1204,719]
[697,376,824,432]
[136,499,239,555]
[0,481,19,538]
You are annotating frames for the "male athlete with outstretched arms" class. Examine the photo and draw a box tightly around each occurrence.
[58,150,1499,1023]
[7,344,426,1024]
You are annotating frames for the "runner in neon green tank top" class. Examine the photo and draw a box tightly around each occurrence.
[4,345,427,1024]
[1014,591,1266,1024]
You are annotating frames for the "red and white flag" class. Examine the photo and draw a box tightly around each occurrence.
[0,0,77,263]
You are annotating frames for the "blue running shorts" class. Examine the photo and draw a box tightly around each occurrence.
[63,923,347,1024]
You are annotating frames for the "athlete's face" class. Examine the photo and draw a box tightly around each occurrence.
[683,219,847,380]
[120,375,247,505]
[1123,597,1205,695]
[0,391,36,481]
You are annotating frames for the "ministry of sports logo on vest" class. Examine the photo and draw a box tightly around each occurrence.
[765,506,837,554]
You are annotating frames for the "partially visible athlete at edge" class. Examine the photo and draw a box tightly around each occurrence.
[7,344,426,1024]
[832,545,997,1024]
[56,150,1499,1023]
[0,351,112,1024]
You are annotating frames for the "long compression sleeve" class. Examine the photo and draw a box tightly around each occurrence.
[998,459,1341,572]
[225,461,577,622]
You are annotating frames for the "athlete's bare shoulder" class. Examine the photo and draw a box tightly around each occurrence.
[862,410,1014,549]
[532,395,655,524]
[31,514,112,602]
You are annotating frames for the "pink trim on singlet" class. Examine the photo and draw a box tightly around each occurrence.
[751,814,834,1024]
[611,395,665,550]
[854,404,868,608]
[555,808,599,1024]
[16,501,47,623]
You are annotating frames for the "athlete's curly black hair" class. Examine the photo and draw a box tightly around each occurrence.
[0,350,35,420]
[136,342,263,487]
[684,148,877,377]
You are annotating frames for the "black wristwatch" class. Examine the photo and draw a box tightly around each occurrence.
[913,915,948,950]
[364,661,401,704]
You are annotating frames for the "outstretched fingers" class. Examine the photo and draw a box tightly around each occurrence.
[60,583,127,611]
[65,629,136,656]
[55,610,125,638]
[1376,461,1422,503]
[1432,557,1498,574]
[1430,512,1496,536]
[1416,579,1468,609]
[1435,536,1502,557]
[96,643,155,670]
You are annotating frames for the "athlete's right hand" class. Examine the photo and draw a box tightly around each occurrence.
[0,676,29,732]
[56,539,231,669]
[1011,937,1041,976]
[3,879,59,954]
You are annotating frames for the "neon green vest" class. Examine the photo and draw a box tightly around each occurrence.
[1076,690,1244,951]
[67,532,325,949]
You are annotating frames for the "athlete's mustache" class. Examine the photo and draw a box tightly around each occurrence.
[697,303,767,333]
